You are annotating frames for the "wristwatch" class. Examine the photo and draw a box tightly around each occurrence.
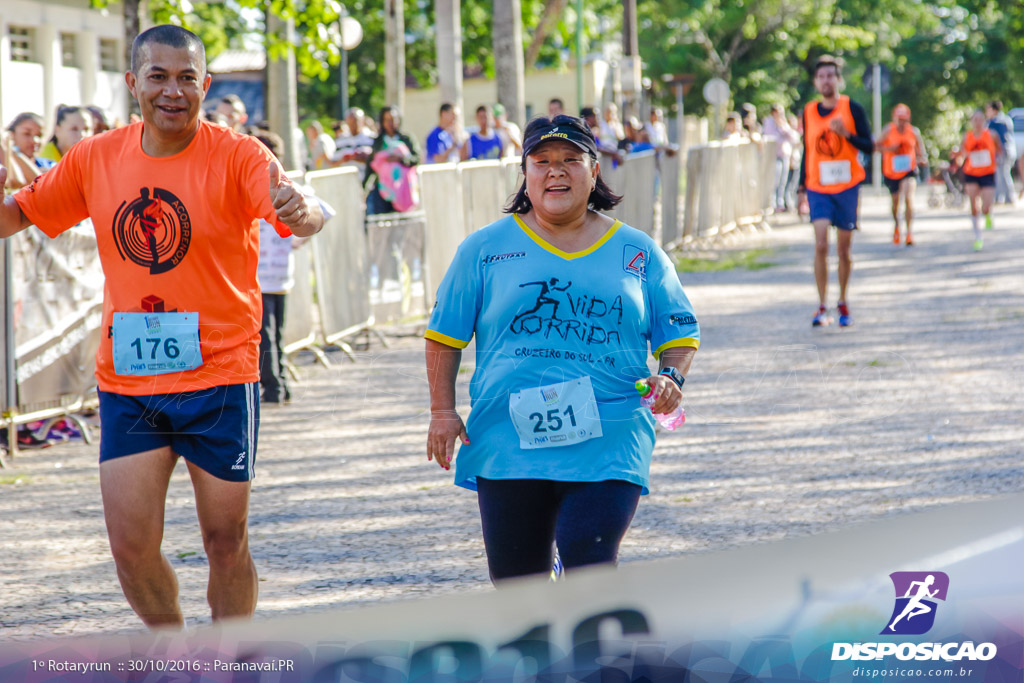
[659,366,685,388]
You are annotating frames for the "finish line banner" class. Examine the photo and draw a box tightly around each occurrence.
[1,495,1020,682]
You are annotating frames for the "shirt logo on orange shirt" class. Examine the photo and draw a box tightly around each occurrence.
[112,187,192,275]
[815,129,844,158]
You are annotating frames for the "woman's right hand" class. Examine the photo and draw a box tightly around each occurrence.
[427,409,469,471]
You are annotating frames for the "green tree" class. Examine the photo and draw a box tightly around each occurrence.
[634,0,1024,161]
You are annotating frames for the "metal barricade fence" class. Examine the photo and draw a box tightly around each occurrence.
[460,160,509,240]
[681,138,777,243]
[306,167,373,348]
[419,163,466,309]
[365,211,429,325]
[501,157,523,198]
[282,242,317,354]
[661,149,683,247]
[760,137,780,215]
[280,170,318,356]
[1,223,104,460]
[617,150,658,239]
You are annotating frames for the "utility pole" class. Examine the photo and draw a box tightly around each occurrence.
[621,0,640,118]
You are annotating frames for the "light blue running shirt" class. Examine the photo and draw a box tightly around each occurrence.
[426,214,699,494]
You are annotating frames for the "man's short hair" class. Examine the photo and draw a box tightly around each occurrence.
[439,102,454,115]
[989,100,1003,112]
[220,94,246,115]
[813,55,843,79]
[131,25,206,74]
[549,98,564,108]
[476,105,488,115]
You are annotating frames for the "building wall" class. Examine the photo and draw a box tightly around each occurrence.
[0,0,128,133]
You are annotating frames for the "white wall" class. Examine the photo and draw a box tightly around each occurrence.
[0,0,126,131]
[1,61,44,127]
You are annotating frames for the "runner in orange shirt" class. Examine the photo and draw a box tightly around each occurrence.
[0,25,324,629]
[876,104,927,246]
[798,56,874,327]
[957,109,1002,251]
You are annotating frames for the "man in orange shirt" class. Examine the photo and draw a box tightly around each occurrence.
[798,56,874,327]
[0,25,324,629]
[876,104,928,246]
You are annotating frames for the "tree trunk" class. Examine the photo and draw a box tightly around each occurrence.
[524,0,568,71]
[493,0,526,126]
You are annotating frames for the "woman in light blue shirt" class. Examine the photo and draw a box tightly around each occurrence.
[425,114,700,582]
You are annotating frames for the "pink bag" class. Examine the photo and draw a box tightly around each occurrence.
[370,146,420,212]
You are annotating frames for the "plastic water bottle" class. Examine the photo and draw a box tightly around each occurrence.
[635,380,686,431]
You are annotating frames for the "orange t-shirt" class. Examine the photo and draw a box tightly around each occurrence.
[962,129,996,176]
[803,96,866,193]
[15,121,291,396]
[881,123,919,180]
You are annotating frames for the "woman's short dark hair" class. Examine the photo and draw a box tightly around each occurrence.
[504,114,622,214]
[6,112,43,133]
[49,104,88,144]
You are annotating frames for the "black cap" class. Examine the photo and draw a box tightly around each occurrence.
[521,115,599,159]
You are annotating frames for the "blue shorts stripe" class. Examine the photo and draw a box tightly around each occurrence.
[246,382,256,480]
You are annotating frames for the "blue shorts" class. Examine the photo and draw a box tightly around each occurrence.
[807,186,860,230]
[98,382,259,482]
[884,170,918,195]
[964,173,995,188]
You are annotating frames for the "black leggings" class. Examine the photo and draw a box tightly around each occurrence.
[476,477,642,582]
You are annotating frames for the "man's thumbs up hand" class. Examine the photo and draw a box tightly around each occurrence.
[267,161,324,236]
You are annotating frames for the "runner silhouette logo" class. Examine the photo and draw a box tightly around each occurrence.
[112,187,192,274]
[882,571,949,635]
